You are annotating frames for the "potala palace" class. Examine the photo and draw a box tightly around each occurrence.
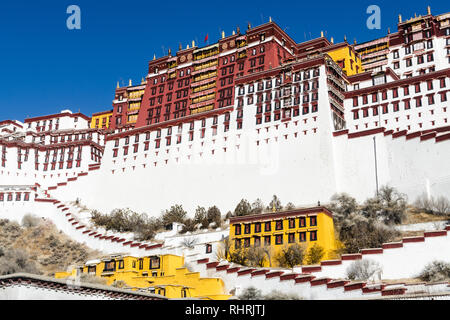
[1,7,450,300]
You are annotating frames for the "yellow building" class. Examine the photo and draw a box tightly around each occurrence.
[326,42,364,76]
[90,110,113,129]
[55,254,230,300]
[228,207,338,267]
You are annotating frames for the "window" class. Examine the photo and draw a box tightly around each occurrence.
[254,236,261,247]
[235,224,241,235]
[309,216,317,226]
[299,217,306,228]
[206,244,212,254]
[103,260,116,272]
[244,238,250,248]
[254,222,261,233]
[275,220,283,230]
[264,222,271,232]
[288,218,295,229]
[288,233,295,243]
[299,232,306,242]
[150,256,160,269]
[275,234,283,245]
[235,239,241,249]
[310,230,317,241]
[244,224,251,234]
[264,236,271,246]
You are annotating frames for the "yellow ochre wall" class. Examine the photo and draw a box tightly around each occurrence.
[327,44,364,76]
[90,111,113,129]
[229,208,338,267]
[55,254,230,300]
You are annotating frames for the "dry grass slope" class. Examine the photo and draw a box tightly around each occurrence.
[0,216,102,277]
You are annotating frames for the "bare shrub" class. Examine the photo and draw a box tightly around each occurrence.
[304,243,325,265]
[275,244,307,268]
[415,194,450,216]
[247,246,267,267]
[0,248,41,276]
[337,213,399,254]
[431,196,450,215]
[418,261,450,282]
[181,237,198,249]
[346,259,382,281]
[238,286,262,300]
[21,214,42,228]
[362,185,407,225]
[78,273,108,286]
[329,193,358,222]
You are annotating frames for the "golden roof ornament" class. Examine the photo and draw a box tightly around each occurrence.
[222,30,225,39]
[427,6,431,15]
[398,14,402,23]
[128,79,132,86]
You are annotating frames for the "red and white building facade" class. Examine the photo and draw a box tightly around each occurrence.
[1,11,450,216]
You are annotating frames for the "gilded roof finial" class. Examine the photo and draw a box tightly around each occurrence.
[192,40,195,47]
[344,35,347,42]
[321,30,324,37]
[141,77,145,84]
[116,81,119,89]
[269,16,272,22]
[153,54,156,61]
[232,30,236,35]
[247,22,251,30]
[222,30,225,39]
[179,43,182,51]
[398,14,402,23]
[168,48,172,56]
[128,79,132,87]
[427,6,431,15]
[331,37,334,44]
[237,26,240,34]
[272,202,276,213]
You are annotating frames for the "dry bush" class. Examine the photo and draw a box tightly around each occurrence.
[304,243,325,265]
[0,247,41,276]
[418,261,450,282]
[346,259,382,281]
[246,246,267,267]
[275,244,307,268]
[21,214,42,228]
[238,286,262,300]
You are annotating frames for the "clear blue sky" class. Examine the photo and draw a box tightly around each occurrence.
[0,0,447,121]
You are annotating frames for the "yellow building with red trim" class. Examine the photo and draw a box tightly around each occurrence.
[229,207,338,267]
[55,254,230,300]
[90,110,113,129]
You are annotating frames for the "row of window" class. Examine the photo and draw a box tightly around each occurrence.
[352,78,447,106]
[102,257,161,272]
[353,93,447,119]
[0,192,31,202]
[234,216,317,235]
[235,230,318,249]
[237,69,320,95]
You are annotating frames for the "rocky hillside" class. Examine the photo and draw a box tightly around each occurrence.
[0,215,102,276]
